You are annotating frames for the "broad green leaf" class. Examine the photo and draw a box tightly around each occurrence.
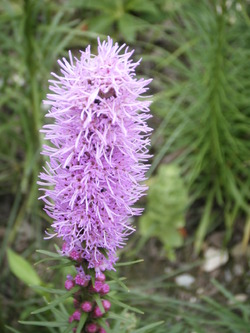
[7,248,41,286]
[126,0,159,16]
[88,15,114,33]
[118,14,147,42]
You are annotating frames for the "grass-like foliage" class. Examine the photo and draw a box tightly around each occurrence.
[6,247,250,333]
[0,0,249,332]
[0,0,99,265]
[150,0,250,250]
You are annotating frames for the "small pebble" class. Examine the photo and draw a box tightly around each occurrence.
[189,297,197,303]
[233,264,243,276]
[197,288,204,295]
[224,269,233,282]
[234,294,248,302]
[175,274,195,288]
[202,247,229,272]
[228,294,248,304]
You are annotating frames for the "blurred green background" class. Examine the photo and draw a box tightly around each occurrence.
[0,0,249,332]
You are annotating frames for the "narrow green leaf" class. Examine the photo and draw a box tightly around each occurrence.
[36,249,62,258]
[107,297,144,315]
[5,325,22,333]
[108,277,127,285]
[19,321,68,327]
[31,286,79,314]
[7,248,41,286]
[93,294,105,313]
[35,257,71,266]
[116,259,144,267]
[48,261,74,269]
[76,313,88,333]
[31,285,66,295]
[107,272,129,292]
[62,322,76,333]
[131,321,164,333]
[108,312,134,322]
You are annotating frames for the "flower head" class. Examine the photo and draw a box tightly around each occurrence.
[39,37,152,271]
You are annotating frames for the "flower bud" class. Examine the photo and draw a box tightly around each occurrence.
[72,310,81,321]
[96,272,106,282]
[81,301,92,312]
[100,283,110,295]
[89,280,103,293]
[99,328,107,333]
[68,315,74,323]
[102,299,111,311]
[93,306,103,318]
[75,274,88,287]
[86,323,98,333]
[65,279,74,290]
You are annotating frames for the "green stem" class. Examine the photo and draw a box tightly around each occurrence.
[195,190,214,254]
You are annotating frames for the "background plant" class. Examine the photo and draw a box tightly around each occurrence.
[139,164,188,260]
[148,0,250,250]
[0,0,249,332]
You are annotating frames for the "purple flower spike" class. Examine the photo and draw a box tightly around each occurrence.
[38,37,152,271]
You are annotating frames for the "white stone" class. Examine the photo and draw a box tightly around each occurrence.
[234,294,248,302]
[202,247,229,272]
[233,264,244,276]
[236,3,242,11]
[231,242,250,257]
[224,269,233,282]
[189,297,197,303]
[229,294,248,305]
[197,287,204,295]
[175,274,195,287]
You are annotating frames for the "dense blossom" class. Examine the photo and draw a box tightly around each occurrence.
[38,37,152,271]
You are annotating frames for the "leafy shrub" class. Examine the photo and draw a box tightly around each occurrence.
[140,164,188,259]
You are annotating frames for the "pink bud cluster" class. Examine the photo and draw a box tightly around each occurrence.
[67,271,111,332]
